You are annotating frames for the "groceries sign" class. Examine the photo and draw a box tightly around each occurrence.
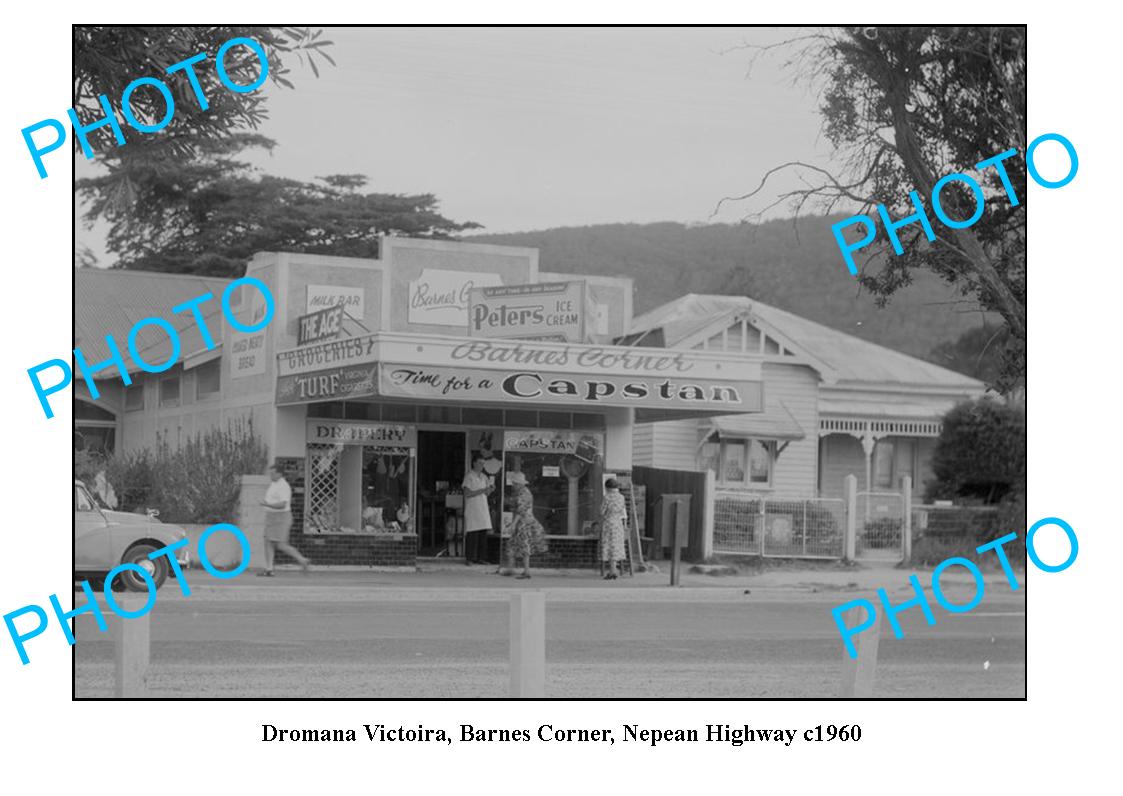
[467,282,585,343]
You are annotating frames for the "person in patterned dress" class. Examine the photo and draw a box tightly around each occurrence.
[600,478,627,580]
[504,471,548,579]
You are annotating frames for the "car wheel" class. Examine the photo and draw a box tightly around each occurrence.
[116,544,169,592]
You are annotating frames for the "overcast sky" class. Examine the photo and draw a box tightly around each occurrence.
[76,26,837,265]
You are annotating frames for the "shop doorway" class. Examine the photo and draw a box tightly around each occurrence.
[416,430,467,556]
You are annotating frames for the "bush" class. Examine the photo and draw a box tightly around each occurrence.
[859,517,902,551]
[925,398,1025,504]
[98,419,269,524]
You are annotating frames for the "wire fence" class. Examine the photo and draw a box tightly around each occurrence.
[713,491,846,559]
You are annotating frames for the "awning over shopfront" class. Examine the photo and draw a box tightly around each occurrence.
[704,402,805,441]
[276,332,764,418]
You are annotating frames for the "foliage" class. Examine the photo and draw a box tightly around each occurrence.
[928,324,1012,390]
[724,27,1027,391]
[925,398,1025,504]
[74,448,107,485]
[102,419,269,523]
[857,517,902,552]
[476,218,992,361]
[79,134,481,276]
[74,26,334,210]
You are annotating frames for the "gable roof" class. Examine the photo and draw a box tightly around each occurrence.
[630,294,984,390]
[74,269,233,375]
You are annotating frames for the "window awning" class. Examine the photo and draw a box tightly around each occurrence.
[705,403,805,442]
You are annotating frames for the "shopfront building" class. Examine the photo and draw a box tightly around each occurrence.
[73,237,759,567]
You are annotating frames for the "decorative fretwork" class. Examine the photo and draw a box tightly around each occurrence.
[820,417,941,438]
[305,444,341,534]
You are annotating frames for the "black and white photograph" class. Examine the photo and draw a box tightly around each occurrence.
[65,24,1032,700]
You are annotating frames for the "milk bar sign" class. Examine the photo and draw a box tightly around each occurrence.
[297,305,344,346]
[468,282,585,343]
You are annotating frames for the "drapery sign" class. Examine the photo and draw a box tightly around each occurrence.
[467,282,585,342]
[230,281,270,379]
[408,268,502,326]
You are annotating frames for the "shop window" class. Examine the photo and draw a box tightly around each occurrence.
[462,407,502,426]
[572,413,605,430]
[344,402,379,421]
[304,442,414,535]
[382,403,417,422]
[539,411,572,429]
[195,359,221,398]
[159,376,180,407]
[504,409,538,428]
[309,402,345,419]
[125,382,144,412]
[709,438,774,487]
[419,405,461,425]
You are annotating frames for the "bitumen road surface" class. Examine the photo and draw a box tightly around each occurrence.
[73,568,1026,698]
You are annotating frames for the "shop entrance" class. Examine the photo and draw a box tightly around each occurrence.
[416,430,467,556]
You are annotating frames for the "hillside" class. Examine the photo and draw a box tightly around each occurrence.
[469,216,994,363]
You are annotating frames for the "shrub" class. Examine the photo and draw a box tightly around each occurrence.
[925,398,1026,504]
[97,419,269,523]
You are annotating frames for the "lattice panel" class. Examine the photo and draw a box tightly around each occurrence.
[305,444,341,533]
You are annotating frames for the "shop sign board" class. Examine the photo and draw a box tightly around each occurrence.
[297,305,344,346]
[306,285,364,319]
[278,335,376,377]
[467,282,585,343]
[379,363,763,412]
[407,268,503,326]
[306,420,416,447]
[504,430,604,460]
[276,363,377,404]
[229,279,271,380]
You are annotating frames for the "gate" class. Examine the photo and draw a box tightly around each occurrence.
[855,491,905,562]
[713,491,845,559]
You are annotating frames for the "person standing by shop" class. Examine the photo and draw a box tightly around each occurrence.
[462,453,493,564]
[600,478,627,580]
[503,471,548,579]
[258,463,311,576]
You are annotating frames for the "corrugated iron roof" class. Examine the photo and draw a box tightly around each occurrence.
[74,269,233,375]
[630,294,984,390]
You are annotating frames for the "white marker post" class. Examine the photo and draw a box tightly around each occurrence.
[113,596,151,698]
[509,591,545,698]
[838,604,881,698]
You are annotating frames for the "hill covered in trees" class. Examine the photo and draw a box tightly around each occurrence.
[470,215,994,363]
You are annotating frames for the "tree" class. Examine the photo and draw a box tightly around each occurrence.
[74,26,334,212]
[723,27,1026,391]
[925,398,1025,504]
[928,325,1011,389]
[77,134,481,276]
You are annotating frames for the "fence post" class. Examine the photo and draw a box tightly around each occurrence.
[509,592,545,698]
[844,474,858,562]
[839,604,881,697]
[701,469,715,560]
[113,596,150,698]
[901,475,913,564]
[758,497,766,556]
[670,501,685,586]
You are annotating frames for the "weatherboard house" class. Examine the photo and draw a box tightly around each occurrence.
[74,237,983,568]
[626,294,985,501]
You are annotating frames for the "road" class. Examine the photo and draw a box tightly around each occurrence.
[73,569,1026,698]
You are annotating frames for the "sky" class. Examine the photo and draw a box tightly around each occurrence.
[75,26,838,265]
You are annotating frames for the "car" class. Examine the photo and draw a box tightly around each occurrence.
[74,479,190,591]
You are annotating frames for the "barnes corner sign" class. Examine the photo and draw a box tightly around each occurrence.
[275,335,762,413]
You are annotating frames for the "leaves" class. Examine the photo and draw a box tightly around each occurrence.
[78,134,481,277]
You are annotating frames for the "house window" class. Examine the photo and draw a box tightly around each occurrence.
[195,358,221,397]
[873,438,917,490]
[125,382,144,412]
[708,438,774,487]
[159,376,180,407]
